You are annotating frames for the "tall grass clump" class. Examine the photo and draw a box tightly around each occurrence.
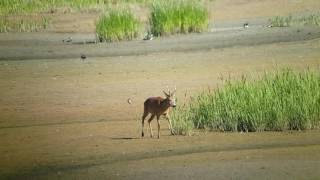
[150,0,209,36]
[170,105,194,135]
[269,15,293,27]
[171,69,320,133]
[96,9,140,42]
[270,13,320,27]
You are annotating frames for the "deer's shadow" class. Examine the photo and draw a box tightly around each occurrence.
[110,137,139,140]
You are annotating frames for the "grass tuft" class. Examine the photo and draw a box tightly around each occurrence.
[96,9,140,42]
[172,69,320,134]
[150,0,209,36]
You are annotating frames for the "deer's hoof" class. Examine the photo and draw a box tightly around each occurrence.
[141,132,144,137]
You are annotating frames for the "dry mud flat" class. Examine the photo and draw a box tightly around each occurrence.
[1,26,320,60]
[1,25,320,180]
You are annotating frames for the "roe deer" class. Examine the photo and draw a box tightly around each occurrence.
[141,89,176,138]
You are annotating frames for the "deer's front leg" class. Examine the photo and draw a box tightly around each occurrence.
[166,115,175,135]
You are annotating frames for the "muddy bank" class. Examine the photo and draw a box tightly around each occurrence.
[0,26,320,60]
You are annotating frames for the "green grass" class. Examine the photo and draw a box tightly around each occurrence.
[0,0,152,15]
[150,0,209,36]
[1,0,210,38]
[0,0,106,32]
[269,13,320,27]
[96,9,140,42]
[0,0,104,15]
[0,0,148,33]
[0,16,49,33]
[172,69,320,134]
[171,105,194,135]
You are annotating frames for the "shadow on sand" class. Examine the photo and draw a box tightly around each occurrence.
[110,137,140,140]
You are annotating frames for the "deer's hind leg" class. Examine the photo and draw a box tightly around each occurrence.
[141,111,148,137]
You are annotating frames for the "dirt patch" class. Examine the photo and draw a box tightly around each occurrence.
[2,129,320,179]
[47,13,98,33]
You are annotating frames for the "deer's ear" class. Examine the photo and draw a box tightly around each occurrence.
[163,91,170,97]
[172,86,176,95]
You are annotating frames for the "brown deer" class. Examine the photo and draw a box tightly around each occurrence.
[141,89,176,138]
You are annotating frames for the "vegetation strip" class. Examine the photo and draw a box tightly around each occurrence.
[1,0,115,15]
[172,69,320,135]
[269,13,320,27]
[0,16,49,33]
[1,0,209,37]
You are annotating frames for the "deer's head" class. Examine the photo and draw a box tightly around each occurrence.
[163,88,176,108]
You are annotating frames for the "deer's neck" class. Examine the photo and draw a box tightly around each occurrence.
[160,98,171,111]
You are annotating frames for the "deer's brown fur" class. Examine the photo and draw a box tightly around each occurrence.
[141,91,176,138]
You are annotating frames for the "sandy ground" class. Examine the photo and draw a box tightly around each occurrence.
[1,36,320,179]
[1,0,320,179]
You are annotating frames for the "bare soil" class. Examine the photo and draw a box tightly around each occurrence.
[1,0,320,179]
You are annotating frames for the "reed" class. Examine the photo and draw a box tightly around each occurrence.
[96,9,140,42]
[171,69,320,134]
[150,0,209,36]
